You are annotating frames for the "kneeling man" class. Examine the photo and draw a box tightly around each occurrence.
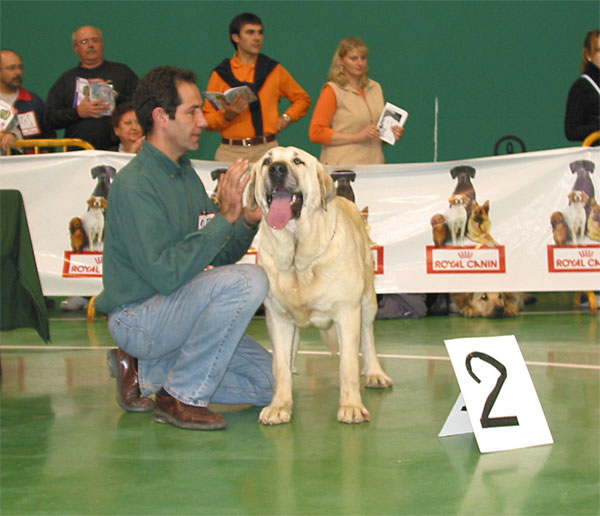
[95,66,273,430]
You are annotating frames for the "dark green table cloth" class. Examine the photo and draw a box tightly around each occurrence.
[1,189,50,342]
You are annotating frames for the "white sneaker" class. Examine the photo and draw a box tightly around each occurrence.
[60,296,88,311]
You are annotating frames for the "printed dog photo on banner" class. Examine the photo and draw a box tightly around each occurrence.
[550,160,598,246]
[429,165,499,249]
[329,169,384,274]
[426,165,505,277]
[547,159,600,275]
[64,165,115,278]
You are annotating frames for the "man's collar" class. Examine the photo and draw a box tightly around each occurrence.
[231,53,257,68]
[16,88,33,101]
[78,59,105,70]
[141,140,192,177]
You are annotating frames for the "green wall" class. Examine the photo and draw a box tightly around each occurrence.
[1,0,597,163]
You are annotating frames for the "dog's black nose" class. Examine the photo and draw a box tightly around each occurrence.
[269,162,288,183]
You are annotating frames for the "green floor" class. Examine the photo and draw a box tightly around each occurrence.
[1,294,598,516]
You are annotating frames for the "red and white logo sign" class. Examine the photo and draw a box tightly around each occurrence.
[372,245,384,274]
[547,245,600,273]
[63,251,103,277]
[426,246,506,274]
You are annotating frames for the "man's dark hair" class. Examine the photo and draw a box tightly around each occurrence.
[229,12,263,50]
[133,65,197,135]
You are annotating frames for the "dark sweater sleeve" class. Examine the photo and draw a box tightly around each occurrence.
[45,71,80,130]
[564,79,600,142]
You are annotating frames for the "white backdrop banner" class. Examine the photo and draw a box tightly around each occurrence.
[1,147,599,295]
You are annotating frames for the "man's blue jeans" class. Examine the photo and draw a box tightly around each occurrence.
[108,264,273,407]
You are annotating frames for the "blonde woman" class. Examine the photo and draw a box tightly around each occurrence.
[309,37,404,165]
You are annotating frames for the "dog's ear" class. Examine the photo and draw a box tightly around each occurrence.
[317,160,336,210]
[450,165,476,179]
[243,162,259,212]
[69,217,79,233]
[482,200,490,213]
[452,293,472,310]
[582,191,590,204]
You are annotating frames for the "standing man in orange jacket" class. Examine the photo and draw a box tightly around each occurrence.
[203,12,311,163]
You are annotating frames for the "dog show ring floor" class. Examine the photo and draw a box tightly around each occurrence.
[1,292,598,515]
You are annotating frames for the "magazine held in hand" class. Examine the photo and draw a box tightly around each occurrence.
[0,100,18,133]
[74,78,116,116]
[377,102,409,145]
[203,85,258,110]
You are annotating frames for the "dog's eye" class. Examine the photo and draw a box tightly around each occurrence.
[263,158,272,166]
[481,294,488,301]
[293,157,305,165]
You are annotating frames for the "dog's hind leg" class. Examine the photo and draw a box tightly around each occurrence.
[359,292,392,388]
[336,309,371,423]
[320,325,338,357]
[291,327,300,374]
[360,326,392,390]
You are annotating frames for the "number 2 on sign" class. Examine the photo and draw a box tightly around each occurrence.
[465,351,520,429]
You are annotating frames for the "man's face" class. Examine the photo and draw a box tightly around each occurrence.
[164,81,208,156]
[0,51,24,92]
[73,26,104,67]
[233,23,264,57]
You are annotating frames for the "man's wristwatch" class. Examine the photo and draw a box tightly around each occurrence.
[282,113,292,123]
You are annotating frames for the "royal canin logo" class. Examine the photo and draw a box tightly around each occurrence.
[579,250,593,258]
[458,251,473,259]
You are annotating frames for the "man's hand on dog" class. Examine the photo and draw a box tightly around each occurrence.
[217,158,261,226]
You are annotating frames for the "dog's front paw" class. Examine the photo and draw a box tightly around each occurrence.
[259,403,292,425]
[504,304,520,317]
[365,372,393,388]
[337,404,370,424]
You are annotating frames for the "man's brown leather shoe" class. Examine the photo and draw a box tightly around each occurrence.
[153,392,227,430]
[107,348,154,412]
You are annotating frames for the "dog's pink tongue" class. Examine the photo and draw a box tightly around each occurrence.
[267,190,293,229]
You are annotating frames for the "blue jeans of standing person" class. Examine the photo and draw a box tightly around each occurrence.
[107,264,273,407]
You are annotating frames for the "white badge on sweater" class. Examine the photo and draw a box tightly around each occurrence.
[198,211,216,230]
[17,111,41,137]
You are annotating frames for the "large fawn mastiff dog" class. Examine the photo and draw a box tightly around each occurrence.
[244,146,392,424]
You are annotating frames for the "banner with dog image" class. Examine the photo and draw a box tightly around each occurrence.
[0,147,598,296]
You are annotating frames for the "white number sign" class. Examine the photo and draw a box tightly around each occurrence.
[440,335,553,453]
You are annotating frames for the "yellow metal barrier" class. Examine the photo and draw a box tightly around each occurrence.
[6,138,94,155]
[582,130,600,147]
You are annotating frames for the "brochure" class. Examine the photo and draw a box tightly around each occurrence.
[203,85,258,110]
[74,77,116,116]
[0,100,18,133]
[377,102,409,145]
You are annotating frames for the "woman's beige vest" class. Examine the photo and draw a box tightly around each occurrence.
[320,79,385,165]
